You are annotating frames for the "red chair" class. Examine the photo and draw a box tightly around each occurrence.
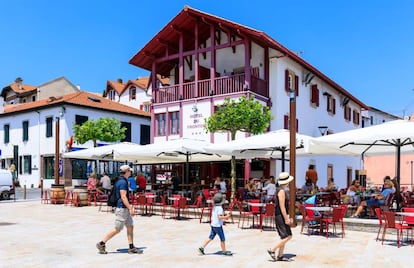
[238,199,260,229]
[382,211,412,248]
[200,197,213,223]
[321,207,343,238]
[41,189,50,204]
[188,195,203,219]
[171,196,189,220]
[374,208,385,241]
[402,207,414,225]
[144,192,155,216]
[133,195,147,216]
[260,203,275,232]
[153,195,168,218]
[304,203,322,236]
[64,189,73,206]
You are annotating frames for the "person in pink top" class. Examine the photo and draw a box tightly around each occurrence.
[87,173,97,191]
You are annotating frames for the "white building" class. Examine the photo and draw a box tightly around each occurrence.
[0,84,151,188]
[128,6,370,190]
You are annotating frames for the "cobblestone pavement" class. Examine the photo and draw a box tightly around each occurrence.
[0,199,412,268]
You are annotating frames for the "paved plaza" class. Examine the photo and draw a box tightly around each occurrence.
[0,189,413,267]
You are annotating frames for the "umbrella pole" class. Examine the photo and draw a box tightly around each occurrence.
[396,141,401,211]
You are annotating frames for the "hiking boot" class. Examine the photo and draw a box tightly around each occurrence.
[198,247,205,255]
[128,247,143,254]
[96,243,107,254]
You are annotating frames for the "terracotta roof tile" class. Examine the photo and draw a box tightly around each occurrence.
[2,91,150,117]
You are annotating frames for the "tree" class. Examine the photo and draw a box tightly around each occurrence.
[73,117,126,147]
[204,95,273,199]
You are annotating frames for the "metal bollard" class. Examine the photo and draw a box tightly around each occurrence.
[24,185,27,200]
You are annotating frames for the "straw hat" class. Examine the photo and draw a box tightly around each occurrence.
[278,172,294,185]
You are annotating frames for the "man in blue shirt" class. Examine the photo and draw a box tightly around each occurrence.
[351,179,394,218]
[96,165,142,254]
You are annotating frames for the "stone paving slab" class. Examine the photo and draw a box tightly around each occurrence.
[1,200,413,267]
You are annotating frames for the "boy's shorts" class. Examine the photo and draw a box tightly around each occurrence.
[209,226,225,241]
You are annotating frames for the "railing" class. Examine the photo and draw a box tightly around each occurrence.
[153,73,268,103]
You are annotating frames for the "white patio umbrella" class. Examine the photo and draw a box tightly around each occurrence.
[62,142,142,160]
[114,138,231,183]
[308,119,414,208]
[204,129,330,170]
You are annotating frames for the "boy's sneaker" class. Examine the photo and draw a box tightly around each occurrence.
[96,243,107,254]
[222,251,233,256]
[198,247,205,255]
[128,247,143,254]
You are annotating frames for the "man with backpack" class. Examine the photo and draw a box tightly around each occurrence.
[96,165,143,254]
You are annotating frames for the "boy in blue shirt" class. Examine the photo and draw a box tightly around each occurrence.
[198,192,232,256]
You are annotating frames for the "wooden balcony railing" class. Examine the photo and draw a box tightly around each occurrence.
[153,73,268,104]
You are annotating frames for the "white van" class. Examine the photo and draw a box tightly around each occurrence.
[0,169,14,200]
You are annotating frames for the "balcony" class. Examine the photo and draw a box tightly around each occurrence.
[153,74,268,104]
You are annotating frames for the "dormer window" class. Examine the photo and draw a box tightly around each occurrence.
[130,87,136,100]
[108,90,115,101]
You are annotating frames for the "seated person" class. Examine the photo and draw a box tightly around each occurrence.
[261,176,276,202]
[351,179,394,218]
[136,172,146,192]
[244,178,258,200]
[300,178,314,194]
[346,179,361,205]
[326,178,337,192]
[87,173,97,191]
[128,175,137,193]
[98,172,112,194]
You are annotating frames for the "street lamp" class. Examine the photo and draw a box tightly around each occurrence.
[289,89,297,226]
[318,126,328,136]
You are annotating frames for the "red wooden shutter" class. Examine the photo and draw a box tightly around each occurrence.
[333,98,336,114]
[284,115,289,129]
[295,75,299,96]
[285,69,290,92]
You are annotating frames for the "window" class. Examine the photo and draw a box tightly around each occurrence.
[108,90,116,101]
[344,106,351,121]
[326,95,336,114]
[283,114,299,132]
[140,125,150,145]
[43,157,54,180]
[142,104,151,112]
[284,69,299,96]
[71,159,87,180]
[169,111,180,135]
[156,113,166,136]
[23,155,32,174]
[4,124,10,143]
[310,85,319,107]
[353,110,360,125]
[46,117,53,137]
[22,121,29,141]
[75,115,88,125]
[129,87,136,100]
[32,96,36,102]
[121,122,131,142]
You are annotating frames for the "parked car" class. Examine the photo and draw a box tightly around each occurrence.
[0,169,14,200]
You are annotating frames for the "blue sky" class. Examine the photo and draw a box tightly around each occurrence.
[1,0,414,117]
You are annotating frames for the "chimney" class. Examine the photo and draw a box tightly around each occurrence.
[15,77,23,90]
[117,78,123,83]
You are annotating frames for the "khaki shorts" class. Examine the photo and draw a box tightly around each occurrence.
[114,208,133,231]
